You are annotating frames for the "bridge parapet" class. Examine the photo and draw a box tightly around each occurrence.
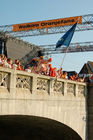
[0,67,86,99]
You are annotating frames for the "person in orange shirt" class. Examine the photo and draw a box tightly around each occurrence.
[61,71,67,79]
[37,56,52,75]
[52,67,57,77]
[16,61,24,71]
[49,64,53,76]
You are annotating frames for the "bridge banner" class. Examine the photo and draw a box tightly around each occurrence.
[13,16,82,32]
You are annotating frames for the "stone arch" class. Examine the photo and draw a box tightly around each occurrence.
[0,115,82,140]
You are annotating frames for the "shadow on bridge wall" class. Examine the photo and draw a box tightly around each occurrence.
[0,115,82,140]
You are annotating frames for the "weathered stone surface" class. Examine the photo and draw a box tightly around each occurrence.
[0,67,86,140]
[88,83,93,140]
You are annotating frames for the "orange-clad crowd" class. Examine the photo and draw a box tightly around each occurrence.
[0,54,85,82]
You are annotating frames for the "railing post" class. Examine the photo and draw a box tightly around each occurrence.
[32,75,37,94]
[75,84,78,97]
[64,81,67,96]
[9,70,17,96]
[49,78,54,95]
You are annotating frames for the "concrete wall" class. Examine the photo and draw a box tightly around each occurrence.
[6,37,42,65]
[0,67,87,140]
[0,32,43,65]
[87,83,93,140]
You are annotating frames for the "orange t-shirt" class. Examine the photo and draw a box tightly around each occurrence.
[51,68,56,77]
[49,67,53,76]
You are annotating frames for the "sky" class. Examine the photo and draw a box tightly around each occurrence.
[0,0,93,72]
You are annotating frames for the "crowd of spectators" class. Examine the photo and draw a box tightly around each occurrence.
[0,54,85,82]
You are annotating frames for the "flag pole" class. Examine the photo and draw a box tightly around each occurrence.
[60,47,69,68]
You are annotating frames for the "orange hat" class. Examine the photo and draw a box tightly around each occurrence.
[49,64,52,67]
[49,58,52,62]
[40,56,44,59]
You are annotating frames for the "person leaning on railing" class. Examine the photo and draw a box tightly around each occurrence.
[0,54,86,82]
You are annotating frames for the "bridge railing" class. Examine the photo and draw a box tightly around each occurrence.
[0,67,86,99]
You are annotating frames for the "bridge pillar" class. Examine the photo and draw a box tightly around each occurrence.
[87,83,93,140]
[10,70,16,95]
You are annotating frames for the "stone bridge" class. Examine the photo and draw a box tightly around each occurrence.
[0,67,87,140]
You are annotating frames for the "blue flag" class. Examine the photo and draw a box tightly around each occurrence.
[55,22,77,50]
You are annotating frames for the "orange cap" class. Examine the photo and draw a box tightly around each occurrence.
[49,64,52,67]
[40,56,44,59]
[49,58,52,62]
